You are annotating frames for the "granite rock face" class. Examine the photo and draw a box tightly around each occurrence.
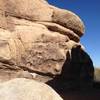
[0,0,94,90]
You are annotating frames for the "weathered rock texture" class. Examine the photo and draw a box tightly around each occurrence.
[0,0,94,90]
[0,78,63,100]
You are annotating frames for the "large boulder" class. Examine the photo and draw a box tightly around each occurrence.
[0,0,86,82]
[0,17,68,82]
[0,0,94,90]
[0,78,63,100]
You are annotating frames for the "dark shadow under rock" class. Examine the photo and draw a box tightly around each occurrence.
[46,45,94,93]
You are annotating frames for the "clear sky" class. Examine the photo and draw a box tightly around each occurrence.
[48,0,100,68]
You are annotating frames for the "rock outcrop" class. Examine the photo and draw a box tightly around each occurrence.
[47,45,94,92]
[0,0,94,92]
[0,78,63,100]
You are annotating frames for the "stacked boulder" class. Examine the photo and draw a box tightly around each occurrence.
[0,78,63,100]
[0,0,94,97]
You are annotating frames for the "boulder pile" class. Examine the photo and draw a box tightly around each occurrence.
[0,0,94,99]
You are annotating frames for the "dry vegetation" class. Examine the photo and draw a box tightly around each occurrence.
[94,68,100,81]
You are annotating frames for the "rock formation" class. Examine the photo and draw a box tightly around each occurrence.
[0,0,94,94]
[47,45,94,92]
[0,78,63,100]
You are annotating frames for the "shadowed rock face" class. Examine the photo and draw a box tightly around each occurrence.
[0,0,94,91]
[61,46,94,80]
[47,46,94,92]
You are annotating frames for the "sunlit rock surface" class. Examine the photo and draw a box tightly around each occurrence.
[0,0,94,92]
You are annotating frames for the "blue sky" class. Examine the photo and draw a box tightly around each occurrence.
[48,0,100,68]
